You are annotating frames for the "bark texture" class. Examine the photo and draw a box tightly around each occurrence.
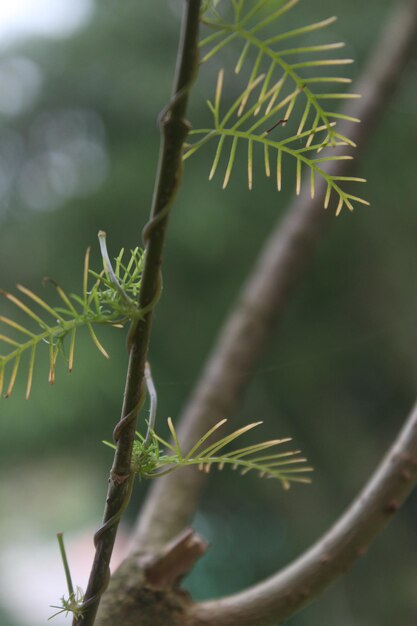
[96,530,205,626]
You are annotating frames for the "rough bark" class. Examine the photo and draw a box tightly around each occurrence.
[96,530,206,626]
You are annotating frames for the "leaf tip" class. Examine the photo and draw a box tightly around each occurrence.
[215,68,224,110]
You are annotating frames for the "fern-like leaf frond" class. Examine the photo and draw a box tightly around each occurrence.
[186,0,368,214]
[104,418,313,490]
[0,237,144,398]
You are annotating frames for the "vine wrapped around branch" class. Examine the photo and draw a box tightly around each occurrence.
[73,2,204,625]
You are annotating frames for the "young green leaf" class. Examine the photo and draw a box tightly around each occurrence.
[188,0,368,214]
[107,418,313,490]
[0,235,145,398]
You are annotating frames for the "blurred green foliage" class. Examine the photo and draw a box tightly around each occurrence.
[0,1,416,625]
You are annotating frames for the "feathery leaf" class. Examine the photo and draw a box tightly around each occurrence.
[187,0,367,214]
[0,236,145,398]
[106,418,313,489]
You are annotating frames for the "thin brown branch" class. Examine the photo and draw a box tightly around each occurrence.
[132,0,417,553]
[75,2,202,625]
[190,400,417,625]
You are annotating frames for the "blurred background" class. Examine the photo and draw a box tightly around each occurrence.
[0,1,416,624]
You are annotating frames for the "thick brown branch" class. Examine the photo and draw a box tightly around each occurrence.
[190,401,417,625]
[95,530,207,626]
[76,2,202,625]
[132,0,417,553]
[142,529,208,589]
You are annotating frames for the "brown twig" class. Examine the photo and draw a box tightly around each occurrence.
[74,2,202,625]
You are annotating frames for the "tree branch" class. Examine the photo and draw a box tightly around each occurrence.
[142,529,208,589]
[190,400,417,625]
[132,0,417,553]
[75,2,202,624]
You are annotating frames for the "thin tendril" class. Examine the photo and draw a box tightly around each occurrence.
[98,231,132,304]
[144,361,157,447]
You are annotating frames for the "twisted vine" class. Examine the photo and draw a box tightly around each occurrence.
[79,472,136,613]
[74,2,202,625]
[75,214,169,622]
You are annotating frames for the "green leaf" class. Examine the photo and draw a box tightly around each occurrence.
[127,418,313,490]
[190,0,368,214]
[0,237,145,398]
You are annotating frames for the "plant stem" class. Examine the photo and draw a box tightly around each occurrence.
[57,533,74,598]
[74,2,202,625]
